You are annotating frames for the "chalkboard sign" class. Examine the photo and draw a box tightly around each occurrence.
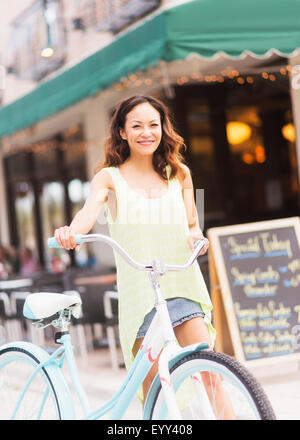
[208,217,300,365]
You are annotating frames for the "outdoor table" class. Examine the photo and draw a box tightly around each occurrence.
[0,278,33,291]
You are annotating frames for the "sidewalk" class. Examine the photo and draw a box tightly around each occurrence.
[65,346,300,420]
[248,359,300,420]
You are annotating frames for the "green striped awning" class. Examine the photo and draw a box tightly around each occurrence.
[1,0,300,138]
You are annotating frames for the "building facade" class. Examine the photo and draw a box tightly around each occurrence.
[1,0,300,272]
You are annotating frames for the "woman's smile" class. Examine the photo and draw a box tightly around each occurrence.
[137,139,155,146]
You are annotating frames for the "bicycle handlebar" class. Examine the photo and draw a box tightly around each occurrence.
[47,234,206,273]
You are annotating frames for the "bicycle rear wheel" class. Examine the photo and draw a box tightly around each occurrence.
[145,351,276,420]
[0,342,74,420]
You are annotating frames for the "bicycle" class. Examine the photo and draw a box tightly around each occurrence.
[0,233,276,420]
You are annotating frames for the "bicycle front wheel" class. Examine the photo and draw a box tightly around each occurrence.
[0,342,74,420]
[147,351,276,420]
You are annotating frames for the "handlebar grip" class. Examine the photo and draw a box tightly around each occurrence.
[47,235,83,248]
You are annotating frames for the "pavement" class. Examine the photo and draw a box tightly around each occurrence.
[63,344,300,420]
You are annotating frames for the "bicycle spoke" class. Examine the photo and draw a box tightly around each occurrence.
[0,352,59,419]
[148,351,275,420]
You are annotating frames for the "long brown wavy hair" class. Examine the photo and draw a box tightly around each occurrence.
[94,95,187,180]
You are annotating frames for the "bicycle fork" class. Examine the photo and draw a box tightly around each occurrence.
[149,266,183,420]
[149,266,216,420]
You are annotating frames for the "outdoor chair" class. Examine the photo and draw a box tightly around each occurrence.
[0,292,13,343]
[103,289,123,372]
[10,291,46,346]
[62,267,117,362]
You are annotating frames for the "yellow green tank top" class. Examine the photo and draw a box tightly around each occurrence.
[103,165,216,400]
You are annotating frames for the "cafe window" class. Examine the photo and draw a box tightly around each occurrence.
[40,181,65,243]
[68,178,92,267]
[14,182,36,249]
[225,98,298,221]
[3,126,93,270]
[226,106,267,214]
[185,98,224,228]
[68,178,90,218]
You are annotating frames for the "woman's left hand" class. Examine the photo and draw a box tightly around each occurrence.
[187,228,210,255]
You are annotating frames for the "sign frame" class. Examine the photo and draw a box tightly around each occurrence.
[207,217,300,367]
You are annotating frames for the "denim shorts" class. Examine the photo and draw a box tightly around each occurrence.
[136,297,205,338]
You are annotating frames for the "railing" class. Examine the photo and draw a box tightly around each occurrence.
[5,0,66,81]
[72,0,161,33]
[4,0,161,81]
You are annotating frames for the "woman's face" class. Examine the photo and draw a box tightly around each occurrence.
[120,102,162,157]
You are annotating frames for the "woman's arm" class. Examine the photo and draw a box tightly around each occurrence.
[54,169,111,250]
[179,164,209,254]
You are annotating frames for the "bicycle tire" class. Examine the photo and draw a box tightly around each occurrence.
[146,351,276,420]
[0,342,74,420]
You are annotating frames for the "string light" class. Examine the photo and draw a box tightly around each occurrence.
[110,64,293,92]
[2,65,295,156]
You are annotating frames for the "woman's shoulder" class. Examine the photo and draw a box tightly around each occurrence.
[92,166,117,191]
[173,163,191,185]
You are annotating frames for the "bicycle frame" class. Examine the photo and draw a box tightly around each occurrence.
[10,282,207,419]
[1,234,210,420]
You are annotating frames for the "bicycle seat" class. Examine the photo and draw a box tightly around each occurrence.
[23,292,82,320]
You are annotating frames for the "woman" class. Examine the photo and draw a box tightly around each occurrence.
[54,95,216,405]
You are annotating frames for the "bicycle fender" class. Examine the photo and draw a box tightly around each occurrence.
[143,342,209,419]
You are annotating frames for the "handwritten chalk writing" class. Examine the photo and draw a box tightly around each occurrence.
[256,267,280,283]
[257,331,275,345]
[284,273,300,288]
[244,344,261,355]
[260,232,292,258]
[288,258,300,273]
[258,317,290,330]
[239,318,256,330]
[256,303,271,319]
[274,330,295,344]
[244,283,278,297]
[242,331,296,358]
[231,267,255,285]
[294,305,300,323]
[231,266,279,286]
[228,236,260,257]
[272,302,291,319]
[241,332,257,344]
[241,330,296,349]
[234,303,257,319]
[261,343,293,355]
[227,233,292,259]
[244,344,261,356]
[235,302,292,320]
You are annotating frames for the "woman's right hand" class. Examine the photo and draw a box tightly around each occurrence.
[54,226,81,252]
